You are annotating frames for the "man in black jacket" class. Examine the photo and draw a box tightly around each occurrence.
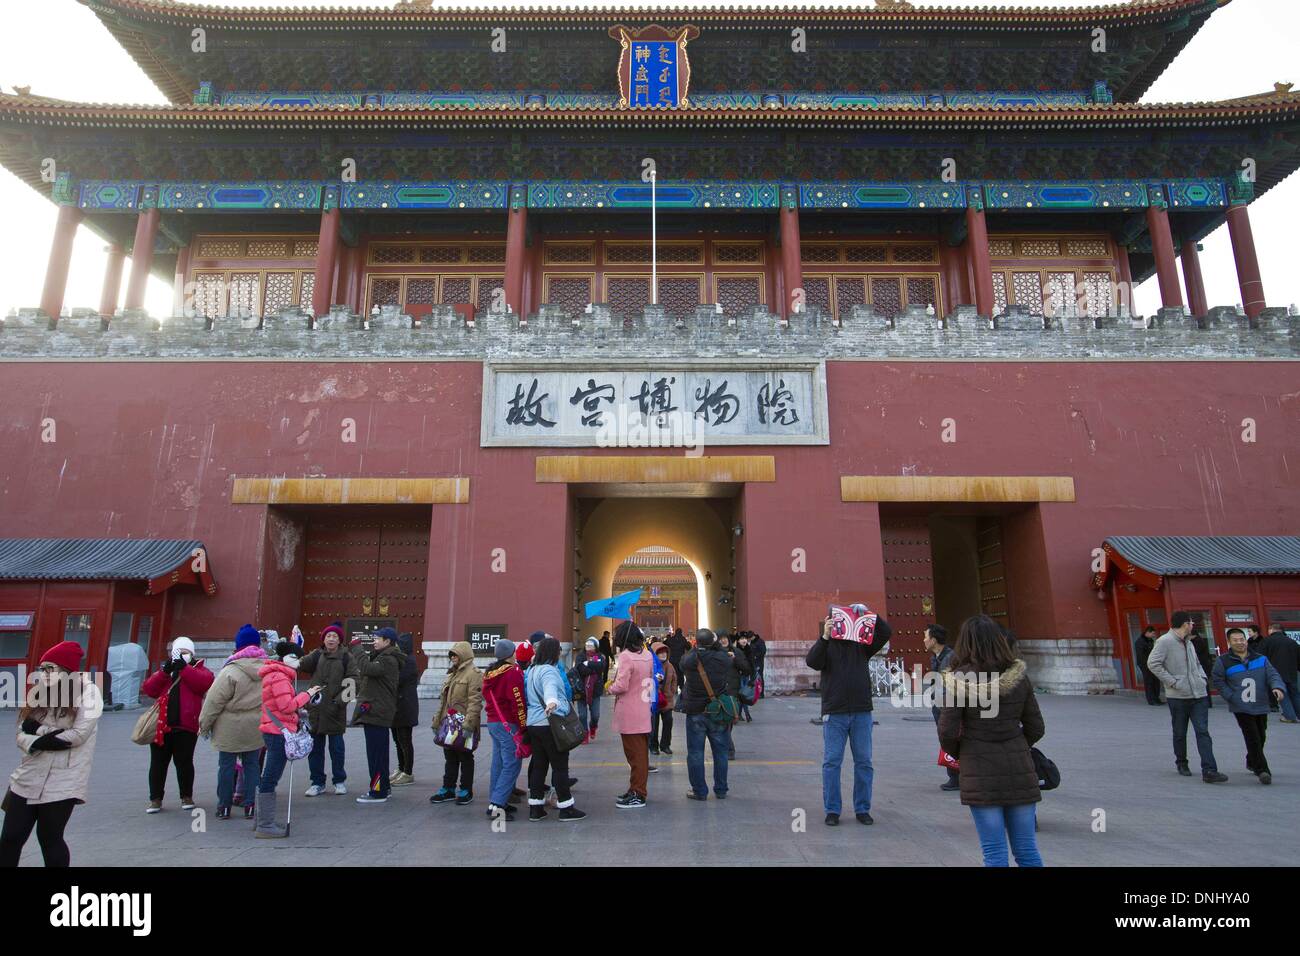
[680,628,750,800]
[923,624,958,791]
[748,631,768,698]
[666,628,689,693]
[806,609,892,826]
[1259,623,1300,722]
[1134,625,1162,706]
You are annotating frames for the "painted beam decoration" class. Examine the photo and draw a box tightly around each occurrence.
[800,182,966,210]
[481,362,829,447]
[611,24,700,109]
[527,181,777,209]
[341,181,508,209]
[982,181,1150,211]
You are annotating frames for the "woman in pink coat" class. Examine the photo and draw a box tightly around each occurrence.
[607,621,654,809]
[254,642,321,839]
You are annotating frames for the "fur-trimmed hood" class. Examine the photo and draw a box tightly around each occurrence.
[941,659,1028,695]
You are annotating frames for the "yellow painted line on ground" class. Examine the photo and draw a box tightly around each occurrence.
[568,759,816,768]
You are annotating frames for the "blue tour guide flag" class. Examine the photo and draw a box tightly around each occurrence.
[585,588,642,621]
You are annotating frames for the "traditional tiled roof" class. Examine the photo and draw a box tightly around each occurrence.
[5,89,1298,126]
[80,0,1227,104]
[80,0,1230,26]
[0,538,218,594]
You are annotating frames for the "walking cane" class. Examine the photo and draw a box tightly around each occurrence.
[285,750,295,837]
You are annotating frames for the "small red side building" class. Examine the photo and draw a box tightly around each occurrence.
[1093,536,1300,689]
[0,539,218,683]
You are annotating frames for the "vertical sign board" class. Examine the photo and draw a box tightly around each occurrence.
[611,25,699,109]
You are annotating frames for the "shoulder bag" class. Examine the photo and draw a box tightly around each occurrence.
[695,656,739,725]
[131,672,181,746]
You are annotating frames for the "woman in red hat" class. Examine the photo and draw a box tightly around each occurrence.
[0,641,101,867]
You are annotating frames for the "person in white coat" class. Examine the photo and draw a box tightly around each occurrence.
[0,641,101,867]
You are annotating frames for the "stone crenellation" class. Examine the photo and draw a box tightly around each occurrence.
[1,302,1295,360]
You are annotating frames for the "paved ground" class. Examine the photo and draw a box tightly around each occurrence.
[3,692,1297,866]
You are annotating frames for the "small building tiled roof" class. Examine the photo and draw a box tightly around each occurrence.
[1105,536,1300,577]
[0,538,218,594]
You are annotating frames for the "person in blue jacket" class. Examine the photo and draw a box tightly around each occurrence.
[1211,627,1286,785]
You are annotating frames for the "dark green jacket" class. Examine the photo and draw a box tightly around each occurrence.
[352,645,405,728]
[299,647,359,736]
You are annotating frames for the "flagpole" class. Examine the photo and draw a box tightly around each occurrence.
[650,168,657,305]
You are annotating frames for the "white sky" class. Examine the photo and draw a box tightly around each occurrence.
[0,0,1295,316]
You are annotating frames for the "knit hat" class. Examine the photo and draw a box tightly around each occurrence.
[494,639,516,661]
[320,623,345,644]
[274,640,301,662]
[39,640,83,673]
[584,636,599,650]
[171,637,196,660]
[235,624,261,651]
[515,640,535,666]
[374,626,398,644]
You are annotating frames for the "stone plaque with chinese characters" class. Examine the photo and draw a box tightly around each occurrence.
[481,361,828,446]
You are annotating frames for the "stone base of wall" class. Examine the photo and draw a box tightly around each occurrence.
[1017,638,1121,695]
[765,643,818,695]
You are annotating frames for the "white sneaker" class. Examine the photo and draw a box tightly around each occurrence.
[304,784,325,797]
[333,782,348,796]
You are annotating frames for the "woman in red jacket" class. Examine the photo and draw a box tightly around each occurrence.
[140,637,215,814]
[254,642,321,839]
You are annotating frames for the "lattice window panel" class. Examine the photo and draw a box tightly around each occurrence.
[1020,239,1062,258]
[468,245,507,264]
[1083,272,1114,319]
[659,277,702,319]
[191,273,225,318]
[477,276,504,314]
[845,244,887,263]
[247,240,290,259]
[1012,272,1045,315]
[545,243,595,264]
[263,272,297,314]
[660,244,703,264]
[716,276,761,314]
[891,244,937,264]
[869,277,903,319]
[713,243,762,264]
[370,277,401,309]
[906,277,938,310]
[371,245,417,265]
[196,238,242,259]
[988,239,1015,258]
[406,278,437,306]
[801,244,839,264]
[802,277,831,313]
[293,240,319,258]
[605,244,653,264]
[441,277,472,305]
[229,273,260,317]
[298,272,314,306]
[419,246,464,265]
[608,277,652,318]
[992,273,1009,317]
[547,277,592,318]
[1044,272,1077,318]
[1067,238,1109,258]
[834,276,866,316]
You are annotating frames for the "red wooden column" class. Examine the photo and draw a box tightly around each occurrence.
[1226,203,1266,318]
[99,243,126,316]
[1144,187,1183,309]
[504,185,527,316]
[124,188,161,311]
[311,187,342,318]
[40,204,83,319]
[1180,239,1208,317]
[778,187,802,318]
[964,186,994,317]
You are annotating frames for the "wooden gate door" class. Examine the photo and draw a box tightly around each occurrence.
[976,517,1011,631]
[880,516,934,672]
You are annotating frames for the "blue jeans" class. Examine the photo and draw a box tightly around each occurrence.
[822,711,873,815]
[487,721,523,807]
[686,713,730,796]
[1280,681,1300,721]
[575,696,601,732]
[258,733,288,795]
[1167,697,1218,773]
[308,733,347,787]
[217,749,260,809]
[969,804,1043,867]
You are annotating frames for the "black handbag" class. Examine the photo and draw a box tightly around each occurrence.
[1031,747,1060,790]
[548,706,586,753]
